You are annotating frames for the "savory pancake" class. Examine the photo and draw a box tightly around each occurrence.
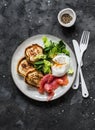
[17,57,35,77]
[25,44,43,63]
[25,70,43,87]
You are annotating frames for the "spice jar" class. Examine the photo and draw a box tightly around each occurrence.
[58,8,76,27]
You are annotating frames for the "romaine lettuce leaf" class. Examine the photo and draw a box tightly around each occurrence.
[43,60,51,74]
[34,54,46,60]
[42,36,51,47]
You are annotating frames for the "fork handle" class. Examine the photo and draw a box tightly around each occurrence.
[80,68,89,98]
[72,64,80,89]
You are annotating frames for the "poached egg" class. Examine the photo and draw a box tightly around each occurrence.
[51,54,70,77]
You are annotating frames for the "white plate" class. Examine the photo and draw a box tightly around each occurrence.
[11,34,77,101]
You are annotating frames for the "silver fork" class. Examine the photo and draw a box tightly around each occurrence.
[80,31,90,97]
[80,31,90,61]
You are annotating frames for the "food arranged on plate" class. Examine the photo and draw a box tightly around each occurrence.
[17,36,74,101]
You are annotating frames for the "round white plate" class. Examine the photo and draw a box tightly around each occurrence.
[11,34,77,101]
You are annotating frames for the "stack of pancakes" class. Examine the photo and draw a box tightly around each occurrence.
[17,44,43,88]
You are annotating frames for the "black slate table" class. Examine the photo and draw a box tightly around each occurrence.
[0,0,95,130]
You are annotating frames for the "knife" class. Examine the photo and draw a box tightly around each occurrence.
[72,40,82,89]
[72,40,89,98]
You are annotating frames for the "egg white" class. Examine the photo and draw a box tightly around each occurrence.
[51,54,70,77]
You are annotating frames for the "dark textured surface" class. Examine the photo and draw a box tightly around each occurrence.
[0,0,95,130]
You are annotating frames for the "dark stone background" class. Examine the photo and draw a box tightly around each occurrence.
[0,0,95,130]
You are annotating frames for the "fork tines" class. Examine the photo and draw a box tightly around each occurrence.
[80,31,90,45]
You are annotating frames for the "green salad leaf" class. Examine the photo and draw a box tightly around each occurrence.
[67,68,74,75]
[61,49,70,56]
[34,60,52,74]
[43,60,51,74]
[42,36,70,58]
[33,36,70,74]
[34,54,46,60]
[42,36,51,47]
[34,60,44,72]
[48,46,58,58]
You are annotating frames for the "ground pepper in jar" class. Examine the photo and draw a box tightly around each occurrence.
[61,13,72,24]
